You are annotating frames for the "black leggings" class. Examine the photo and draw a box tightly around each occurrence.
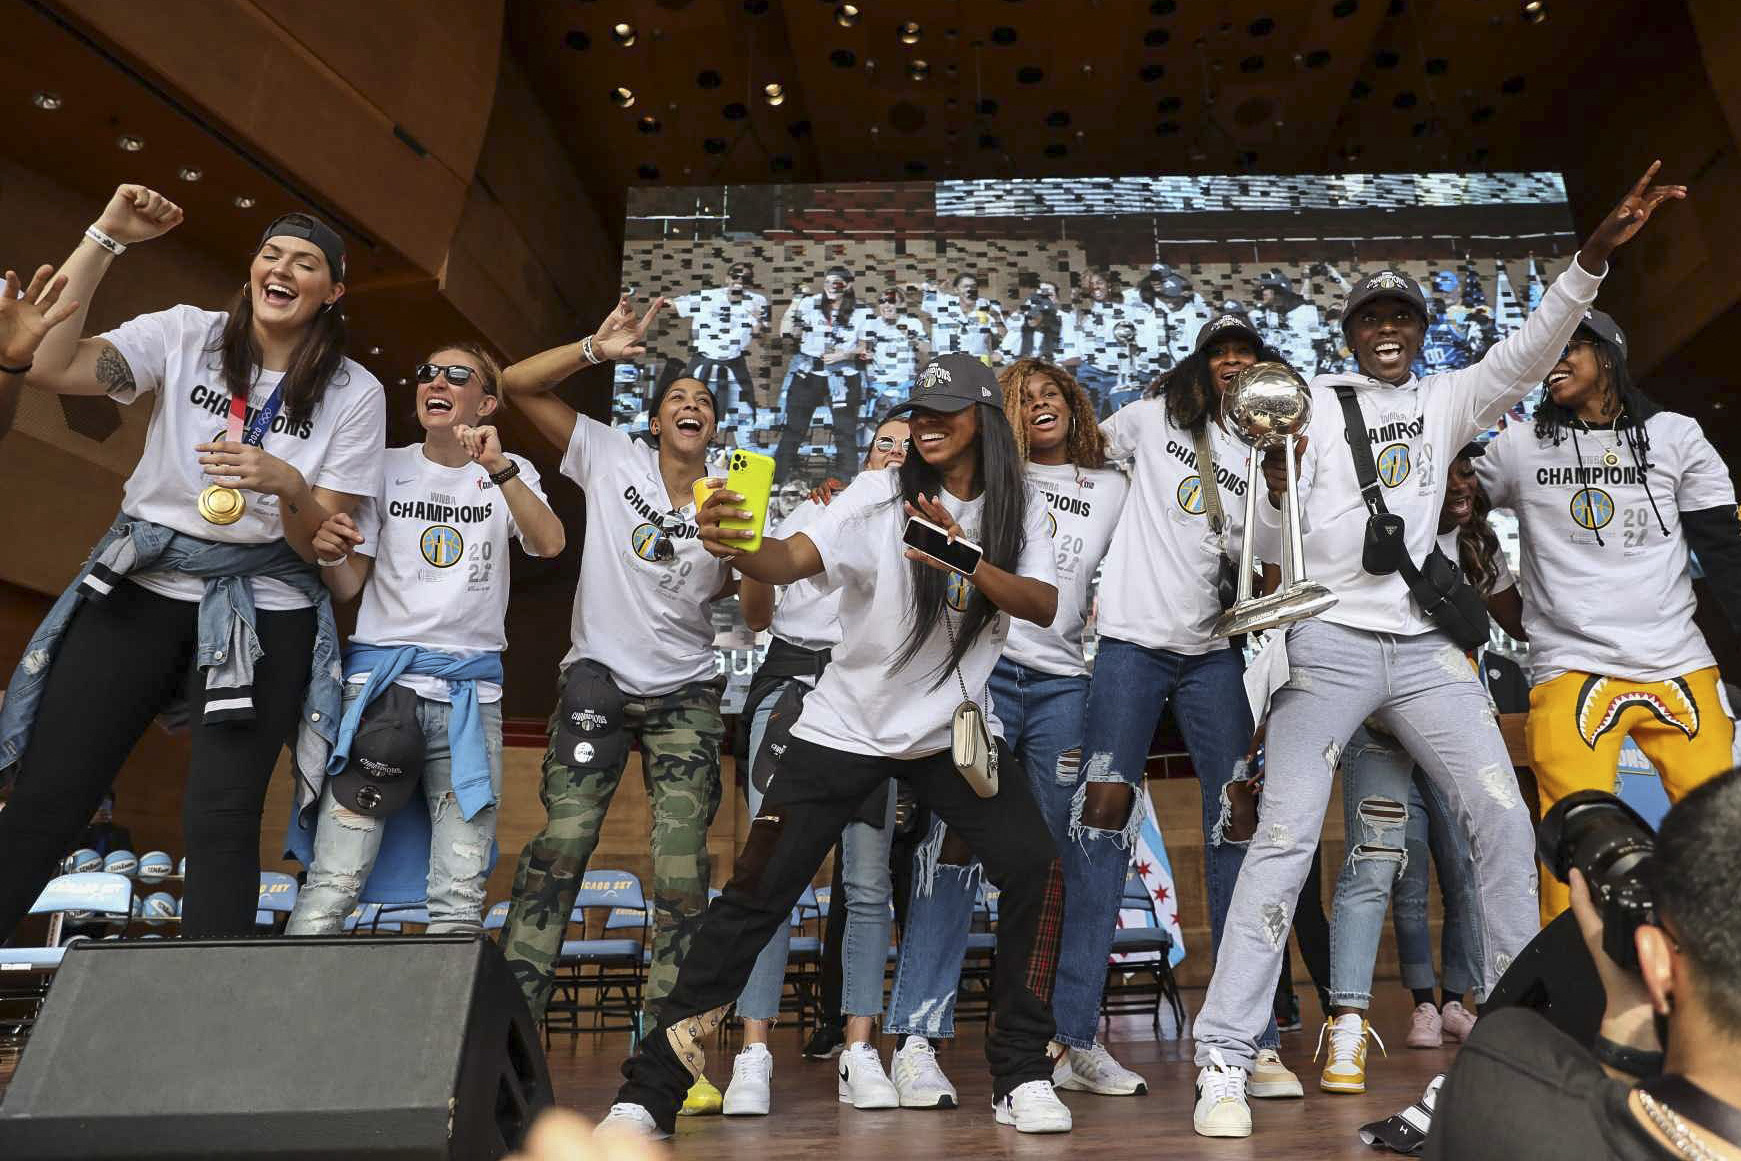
[0,580,314,940]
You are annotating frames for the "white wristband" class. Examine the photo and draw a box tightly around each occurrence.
[580,335,601,365]
[315,555,348,568]
[84,225,127,256]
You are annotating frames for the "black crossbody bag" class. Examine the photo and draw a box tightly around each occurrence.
[1332,387,1491,651]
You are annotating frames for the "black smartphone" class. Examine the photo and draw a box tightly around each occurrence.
[902,516,983,576]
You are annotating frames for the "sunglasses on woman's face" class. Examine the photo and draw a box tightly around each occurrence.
[416,363,478,387]
[872,436,912,453]
[1558,337,1599,361]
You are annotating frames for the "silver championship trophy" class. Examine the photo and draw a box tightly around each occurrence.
[1212,361,1339,637]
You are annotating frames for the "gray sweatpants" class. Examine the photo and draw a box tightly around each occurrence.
[1192,619,1538,1070]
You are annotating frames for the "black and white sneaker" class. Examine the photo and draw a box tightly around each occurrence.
[803,1023,846,1060]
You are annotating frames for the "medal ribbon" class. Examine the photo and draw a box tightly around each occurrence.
[227,385,286,448]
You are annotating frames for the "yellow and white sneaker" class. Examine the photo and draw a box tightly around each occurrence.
[1316,1013,1385,1094]
[678,1074,723,1116]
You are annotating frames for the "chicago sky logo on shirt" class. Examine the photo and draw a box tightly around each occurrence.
[1177,475,1205,514]
[1570,487,1615,530]
[1377,443,1412,487]
[420,524,464,567]
[946,571,972,612]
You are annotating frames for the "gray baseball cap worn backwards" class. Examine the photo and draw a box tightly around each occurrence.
[887,353,1004,415]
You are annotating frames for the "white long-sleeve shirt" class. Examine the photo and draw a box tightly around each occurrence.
[1252,257,1604,636]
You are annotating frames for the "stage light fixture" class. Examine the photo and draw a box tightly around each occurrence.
[30,91,62,110]
[178,166,202,182]
[764,82,786,105]
[611,86,636,108]
[639,115,663,132]
[117,134,145,152]
[1522,1,1546,21]
[233,195,256,209]
[900,22,921,44]
[369,346,383,356]
[611,23,637,46]
[835,4,860,28]
[908,59,929,80]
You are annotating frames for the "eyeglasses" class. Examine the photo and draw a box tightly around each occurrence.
[647,511,682,564]
[872,436,912,453]
[1558,338,1598,361]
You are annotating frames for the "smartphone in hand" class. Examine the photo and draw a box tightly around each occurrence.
[693,449,776,553]
[902,515,983,576]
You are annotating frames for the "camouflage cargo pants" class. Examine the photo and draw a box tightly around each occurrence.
[503,676,724,1022]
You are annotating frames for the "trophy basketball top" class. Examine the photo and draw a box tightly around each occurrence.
[1224,361,1311,450]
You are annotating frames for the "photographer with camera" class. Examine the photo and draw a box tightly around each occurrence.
[1427,769,1741,1160]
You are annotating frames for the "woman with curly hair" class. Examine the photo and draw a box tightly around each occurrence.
[879,357,1128,1108]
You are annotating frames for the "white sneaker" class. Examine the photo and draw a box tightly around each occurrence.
[1193,1049,1252,1138]
[837,1042,900,1109]
[1052,1041,1148,1095]
[1249,1047,1304,1099]
[892,1036,958,1109]
[723,1043,773,1116]
[993,1080,1073,1133]
[595,1102,670,1141]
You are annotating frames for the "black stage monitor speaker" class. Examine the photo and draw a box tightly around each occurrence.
[0,935,552,1160]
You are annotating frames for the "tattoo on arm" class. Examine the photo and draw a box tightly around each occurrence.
[94,342,136,395]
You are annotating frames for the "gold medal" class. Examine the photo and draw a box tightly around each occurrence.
[198,484,246,526]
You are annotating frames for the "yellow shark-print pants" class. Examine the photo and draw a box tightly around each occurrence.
[1528,665,1734,921]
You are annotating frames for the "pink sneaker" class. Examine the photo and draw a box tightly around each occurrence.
[1405,1002,1443,1049]
[1440,1001,1476,1042]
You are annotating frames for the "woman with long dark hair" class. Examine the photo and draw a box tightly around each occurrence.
[600,353,1070,1139]
[997,296,1066,363]
[0,183,385,939]
[1477,306,1741,921]
[1066,313,1303,1102]
[881,358,1132,1107]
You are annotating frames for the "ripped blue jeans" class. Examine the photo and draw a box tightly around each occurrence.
[884,659,1081,1040]
[288,686,504,935]
[1329,725,1480,1008]
[1068,637,1275,1049]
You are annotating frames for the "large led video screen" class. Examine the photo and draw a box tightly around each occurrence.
[619,174,1578,710]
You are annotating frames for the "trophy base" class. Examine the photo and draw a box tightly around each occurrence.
[1212,582,1339,639]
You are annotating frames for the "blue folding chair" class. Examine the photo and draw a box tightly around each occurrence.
[254,872,299,934]
[2,873,134,1035]
[545,870,649,1041]
[482,901,511,934]
[1102,863,1186,1035]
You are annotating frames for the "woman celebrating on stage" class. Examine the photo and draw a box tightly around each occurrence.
[1478,306,1741,920]
[496,304,732,1071]
[0,183,385,939]
[601,353,1071,1139]
[880,358,1128,1108]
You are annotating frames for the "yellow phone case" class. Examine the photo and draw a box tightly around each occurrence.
[693,449,775,553]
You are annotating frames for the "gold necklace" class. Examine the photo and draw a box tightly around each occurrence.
[1577,415,1624,467]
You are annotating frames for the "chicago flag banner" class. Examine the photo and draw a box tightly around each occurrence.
[1112,785,1187,969]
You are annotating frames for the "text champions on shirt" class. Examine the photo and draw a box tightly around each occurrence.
[188,383,315,440]
[1165,438,1250,497]
[623,484,699,538]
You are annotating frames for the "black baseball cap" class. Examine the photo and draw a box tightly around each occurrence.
[887,354,1004,416]
[1456,440,1486,461]
[259,213,346,281]
[1574,307,1627,353]
[329,686,424,818]
[1194,311,1264,353]
[1341,269,1428,331]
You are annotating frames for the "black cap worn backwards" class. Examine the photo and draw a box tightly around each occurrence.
[259,212,346,281]
[1341,269,1428,331]
[887,353,1004,416]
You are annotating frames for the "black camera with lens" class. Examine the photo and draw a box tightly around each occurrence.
[1537,790,1658,971]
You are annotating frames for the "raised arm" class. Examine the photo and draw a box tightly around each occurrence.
[25,184,184,397]
[500,295,666,451]
[696,485,824,585]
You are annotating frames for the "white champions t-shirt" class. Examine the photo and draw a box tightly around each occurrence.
[1096,397,1255,655]
[672,287,767,361]
[789,296,866,359]
[101,304,386,610]
[559,416,731,697]
[1253,258,1604,637]
[856,315,926,387]
[1478,410,1734,683]
[767,497,843,652]
[791,470,1057,758]
[346,444,549,704]
[1003,462,1128,676]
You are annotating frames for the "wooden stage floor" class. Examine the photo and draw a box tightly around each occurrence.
[542,987,1448,1160]
[0,988,1450,1158]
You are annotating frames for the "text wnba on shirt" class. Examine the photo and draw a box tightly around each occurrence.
[188,383,315,440]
